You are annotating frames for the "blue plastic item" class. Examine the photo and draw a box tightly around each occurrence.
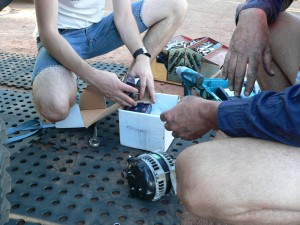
[197,78,259,101]
[175,66,259,101]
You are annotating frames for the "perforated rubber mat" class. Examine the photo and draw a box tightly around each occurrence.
[0,53,216,225]
[0,90,44,154]
[5,101,214,225]
[0,52,128,90]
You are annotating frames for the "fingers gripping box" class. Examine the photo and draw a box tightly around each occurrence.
[119,93,179,152]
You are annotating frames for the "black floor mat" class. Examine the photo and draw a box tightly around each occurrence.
[0,90,44,154]
[0,52,128,90]
[4,98,214,225]
[1,53,215,225]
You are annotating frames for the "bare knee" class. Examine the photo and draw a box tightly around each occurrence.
[176,139,300,224]
[32,67,77,122]
[267,12,300,82]
[165,0,188,21]
[144,0,188,24]
[176,142,244,220]
[176,144,221,218]
[34,95,72,122]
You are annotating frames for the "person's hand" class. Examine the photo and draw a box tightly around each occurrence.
[160,96,221,140]
[223,8,275,96]
[129,55,156,103]
[88,69,138,107]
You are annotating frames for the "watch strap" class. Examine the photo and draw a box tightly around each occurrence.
[133,47,151,59]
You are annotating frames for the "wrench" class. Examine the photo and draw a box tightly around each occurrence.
[89,123,100,148]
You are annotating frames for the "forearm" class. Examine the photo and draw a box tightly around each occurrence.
[218,85,300,147]
[113,0,147,57]
[114,14,145,55]
[40,33,96,82]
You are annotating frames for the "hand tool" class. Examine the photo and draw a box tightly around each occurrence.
[169,50,179,63]
[89,123,100,148]
[176,66,204,96]
[192,53,201,68]
[168,51,185,75]
[186,52,198,70]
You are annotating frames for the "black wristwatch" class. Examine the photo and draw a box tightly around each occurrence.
[133,47,151,59]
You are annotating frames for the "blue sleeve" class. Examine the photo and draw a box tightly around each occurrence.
[218,84,300,147]
[235,0,293,24]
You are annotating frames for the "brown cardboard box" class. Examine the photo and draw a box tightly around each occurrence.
[79,87,120,128]
[55,85,120,128]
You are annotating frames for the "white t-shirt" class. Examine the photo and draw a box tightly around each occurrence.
[33,0,106,37]
[58,0,106,29]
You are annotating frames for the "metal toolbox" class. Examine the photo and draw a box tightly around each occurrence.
[151,35,229,84]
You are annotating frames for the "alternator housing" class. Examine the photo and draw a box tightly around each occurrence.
[123,152,175,201]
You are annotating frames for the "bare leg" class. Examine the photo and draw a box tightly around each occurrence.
[258,12,300,91]
[176,138,300,225]
[141,0,188,60]
[32,66,77,122]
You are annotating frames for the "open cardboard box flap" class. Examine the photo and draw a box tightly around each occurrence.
[79,86,120,128]
[55,86,120,128]
[55,85,152,129]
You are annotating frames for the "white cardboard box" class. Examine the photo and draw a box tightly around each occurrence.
[119,93,179,152]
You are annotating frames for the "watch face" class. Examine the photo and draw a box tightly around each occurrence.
[141,47,148,53]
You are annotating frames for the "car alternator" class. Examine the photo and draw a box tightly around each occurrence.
[122,152,176,201]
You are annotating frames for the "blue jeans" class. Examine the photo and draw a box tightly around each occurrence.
[32,0,148,81]
[0,0,13,11]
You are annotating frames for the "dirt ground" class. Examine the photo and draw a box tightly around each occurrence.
[1,0,300,225]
